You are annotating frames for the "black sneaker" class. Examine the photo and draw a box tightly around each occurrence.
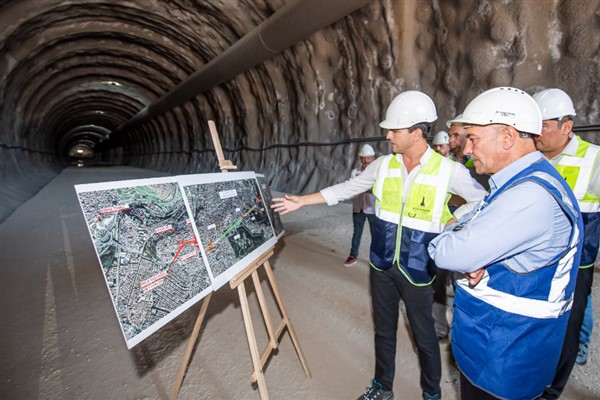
[422,391,441,400]
[357,379,394,400]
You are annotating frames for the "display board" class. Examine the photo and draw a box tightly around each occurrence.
[75,177,213,349]
[178,171,277,290]
[256,173,285,238]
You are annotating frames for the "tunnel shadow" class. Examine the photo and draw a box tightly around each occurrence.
[128,239,292,396]
[129,285,239,394]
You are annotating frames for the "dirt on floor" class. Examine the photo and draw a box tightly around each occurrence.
[1,166,598,399]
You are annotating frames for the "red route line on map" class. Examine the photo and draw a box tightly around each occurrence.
[92,208,199,292]
[169,239,198,273]
[154,224,198,271]
[94,206,131,224]
[140,238,199,292]
[154,226,184,244]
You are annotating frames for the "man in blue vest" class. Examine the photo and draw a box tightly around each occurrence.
[532,88,600,399]
[272,90,487,400]
[428,87,584,400]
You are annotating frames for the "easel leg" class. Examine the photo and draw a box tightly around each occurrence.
[238,282,270,400]
[263,261,312,379]
[170,292,212,400]
[251,270,277,349]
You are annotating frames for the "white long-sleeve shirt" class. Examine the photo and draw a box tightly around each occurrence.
[350,166,376,214]
[321,147,487,219]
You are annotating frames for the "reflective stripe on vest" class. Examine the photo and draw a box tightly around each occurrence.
[451,160,583,399]
[373,153,454,232]
[403,154,454,233]
[555,136,600,213]
[456,244,578,319]
[373,155,403,224]
[457,169,581,319]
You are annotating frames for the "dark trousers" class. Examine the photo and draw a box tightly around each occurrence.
[542,266,594,399]
[460,372,500,400]
[432,268,452,338]
[370,266,441,394]
[350,211,375,257]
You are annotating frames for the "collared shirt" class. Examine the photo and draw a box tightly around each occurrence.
[547,134,600,198]
[350,166,376,214]
[321,146,487,219]
[450,153,470,164]
[428,151,571,274]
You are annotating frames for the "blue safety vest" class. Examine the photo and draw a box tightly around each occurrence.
[452,159,583,400]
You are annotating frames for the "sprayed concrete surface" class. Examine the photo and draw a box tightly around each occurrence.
[2,1,599,223]
[1,166,599,399]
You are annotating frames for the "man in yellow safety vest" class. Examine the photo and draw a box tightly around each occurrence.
[272,90,486,400]
[533,88,600,400]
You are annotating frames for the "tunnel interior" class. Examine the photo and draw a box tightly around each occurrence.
[1,0,599,223]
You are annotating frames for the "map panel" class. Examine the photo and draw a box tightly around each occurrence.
[256,173,285,238]
[178,172,277,290]
[75,177,212,349]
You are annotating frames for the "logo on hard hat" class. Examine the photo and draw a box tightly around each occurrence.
[495,111,516,117]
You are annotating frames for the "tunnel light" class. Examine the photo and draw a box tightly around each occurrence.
[77,149,84,154]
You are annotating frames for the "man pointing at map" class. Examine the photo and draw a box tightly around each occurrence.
[272,90,486,400]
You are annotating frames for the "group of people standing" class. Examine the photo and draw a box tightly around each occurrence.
[272,86,598,400]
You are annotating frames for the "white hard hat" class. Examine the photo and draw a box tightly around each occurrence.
[432,131,449,145]
[451,87,542,135]
[532,88,577,120]
[379,90,438,130]
[358,144,375,157]
[446,114,462,128]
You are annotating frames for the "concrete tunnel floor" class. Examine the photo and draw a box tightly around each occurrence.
[1,165,599,400]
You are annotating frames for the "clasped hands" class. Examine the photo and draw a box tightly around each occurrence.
[464,268,486,287]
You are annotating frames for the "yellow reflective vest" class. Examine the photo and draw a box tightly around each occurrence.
[554,135,600,268]
[555,136,600,213]
[370,152,454,284]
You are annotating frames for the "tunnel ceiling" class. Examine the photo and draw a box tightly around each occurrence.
[1,0,288,162]
[1,0,599,223]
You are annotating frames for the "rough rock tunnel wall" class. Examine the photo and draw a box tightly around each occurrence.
[1,0,599,223]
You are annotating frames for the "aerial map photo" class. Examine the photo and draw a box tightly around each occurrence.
[178,172,277,289]
[256,173,285,238]
[75,177,213,349]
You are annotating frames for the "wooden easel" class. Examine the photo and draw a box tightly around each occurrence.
[169,120,310,400]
